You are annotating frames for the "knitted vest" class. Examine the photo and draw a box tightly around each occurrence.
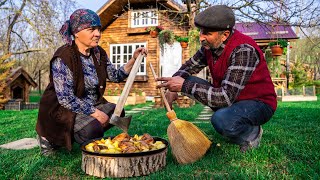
[205,30,277,111]
[36,42,108,150]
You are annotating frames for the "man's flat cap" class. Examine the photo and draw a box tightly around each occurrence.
[194,5,235,31]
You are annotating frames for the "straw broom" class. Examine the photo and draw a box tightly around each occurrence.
[149,63,212,164]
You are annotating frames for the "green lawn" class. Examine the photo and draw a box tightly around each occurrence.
[0,99,319,179]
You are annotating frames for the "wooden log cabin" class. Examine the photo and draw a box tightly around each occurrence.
[97,0,191,98]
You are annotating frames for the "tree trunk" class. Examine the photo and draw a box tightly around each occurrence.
[81,149,167,178]
[4,0,27,55]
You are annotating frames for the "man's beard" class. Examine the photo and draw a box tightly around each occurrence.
[201,40,222,50]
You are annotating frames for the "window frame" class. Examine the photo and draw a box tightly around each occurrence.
[109,43,147,76]
[131,9,158,28]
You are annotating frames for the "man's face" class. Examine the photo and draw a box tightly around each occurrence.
[199,29,229,50]
[75,26,101,48]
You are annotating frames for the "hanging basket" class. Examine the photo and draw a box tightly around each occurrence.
[270,45,283,56]
[149,30,158,38]
[180,42,188,48]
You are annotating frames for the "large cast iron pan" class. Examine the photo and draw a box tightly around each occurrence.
[81,136,168,157]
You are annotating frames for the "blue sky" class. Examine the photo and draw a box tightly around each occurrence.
[76,0,184,12]
[76,0,107,12]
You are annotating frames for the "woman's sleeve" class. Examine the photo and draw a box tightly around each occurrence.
[52,58,96,115]
[105,55,129,82]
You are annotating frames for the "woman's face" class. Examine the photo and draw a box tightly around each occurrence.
[75,26,101,48]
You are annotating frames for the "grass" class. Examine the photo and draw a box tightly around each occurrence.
[0,98,319,179]
[29,91,43,103]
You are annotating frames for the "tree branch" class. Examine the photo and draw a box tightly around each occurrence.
[0,0,8,7]
[4,0,27,54]
[11,49,43,55]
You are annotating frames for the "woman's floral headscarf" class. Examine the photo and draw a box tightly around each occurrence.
[59,9,101,45]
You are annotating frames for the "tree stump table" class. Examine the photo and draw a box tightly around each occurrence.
[82,144,167,178]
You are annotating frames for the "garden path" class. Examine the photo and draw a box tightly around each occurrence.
[192,106,213,124]
[125,104,153,115]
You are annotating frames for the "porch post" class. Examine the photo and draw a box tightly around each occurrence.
[286,41,290,92]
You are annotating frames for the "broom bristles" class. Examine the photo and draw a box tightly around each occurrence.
[167,119,212,164]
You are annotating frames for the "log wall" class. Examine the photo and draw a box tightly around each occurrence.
[100,11,190,97]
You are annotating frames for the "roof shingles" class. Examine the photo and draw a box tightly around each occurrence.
[235,22,298,40]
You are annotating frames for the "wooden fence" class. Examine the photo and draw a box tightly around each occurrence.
[4,102,39,110]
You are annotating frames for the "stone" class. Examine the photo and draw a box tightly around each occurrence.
[0,138,38,150]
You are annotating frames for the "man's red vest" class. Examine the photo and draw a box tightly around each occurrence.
[205,30,277,111]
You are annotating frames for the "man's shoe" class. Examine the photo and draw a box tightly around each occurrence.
[37,135,56,156]
[240,126,263,153]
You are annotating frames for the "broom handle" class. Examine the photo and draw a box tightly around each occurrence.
[149,63,172,112]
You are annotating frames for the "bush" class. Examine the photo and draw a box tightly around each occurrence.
[145,26,163,32]
[268,39,288,48]
[175,36,189,42]
[291,62,308,87]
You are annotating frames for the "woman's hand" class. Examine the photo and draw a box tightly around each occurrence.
[133,47,148,59]
[90,108,109,127]
[124,47,148,73]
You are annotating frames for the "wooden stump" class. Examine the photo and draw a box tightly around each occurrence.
[82,149,167,178]
[153,96,163,108]
[176,96,195,108]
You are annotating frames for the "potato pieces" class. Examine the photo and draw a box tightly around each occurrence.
[85,133,166,154]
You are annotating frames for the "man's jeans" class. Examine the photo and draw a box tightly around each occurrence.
[185,76,274,145]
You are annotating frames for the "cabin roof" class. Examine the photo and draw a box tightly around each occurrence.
[6,66,37,88]
[235,22,299,40]
[97,0,184,30]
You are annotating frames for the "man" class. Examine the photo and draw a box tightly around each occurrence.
[157,5,277,153]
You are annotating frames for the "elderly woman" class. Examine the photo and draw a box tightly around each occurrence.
[36,9,147,156]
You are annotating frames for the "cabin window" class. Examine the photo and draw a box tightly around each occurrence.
[131,9,158,27]
[110,43,147,75]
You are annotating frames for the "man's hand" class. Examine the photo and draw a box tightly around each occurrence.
[90,108,109,127]
[165,91,178,109]
[156,76,185,92]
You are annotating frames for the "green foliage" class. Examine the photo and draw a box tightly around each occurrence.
[1,100,320,179]
[158,29,175,52]
[29,91,43,102]
[175,35,189,42]
[29,96,41,103]
[134,88,143,96]
[188,28,201,57]
[106,88,120,96]
[107,89,112,96]
[288,36,320,81]
[313,80,320,86]
[0,54,15,109]
[291,61,309,87]
[315,80,320,95]
[145,26,163,32]
[265,51,285,77]
[268,39,288,48]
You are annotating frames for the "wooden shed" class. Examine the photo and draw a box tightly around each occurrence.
[97,0,191,97]
[5,66,37,102]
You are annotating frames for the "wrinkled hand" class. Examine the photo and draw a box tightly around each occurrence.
[165,91,178,109]
[90,108,109,127]
[133,47,148,59]
[124,47,148,73]
[156,76,185,92]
